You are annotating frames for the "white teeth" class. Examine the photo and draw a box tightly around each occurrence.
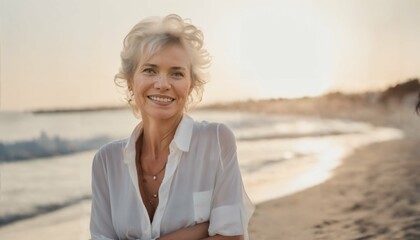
[149,96,174,102]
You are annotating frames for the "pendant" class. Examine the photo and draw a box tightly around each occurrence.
[152,175,157,181]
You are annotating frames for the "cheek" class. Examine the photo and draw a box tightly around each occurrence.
[178,82,192,99]
[132,76,148,93]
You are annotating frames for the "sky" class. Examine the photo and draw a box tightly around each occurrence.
[1,0,420,111]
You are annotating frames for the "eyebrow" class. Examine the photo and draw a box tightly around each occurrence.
[142,63,158,68]
[141,63,187,71]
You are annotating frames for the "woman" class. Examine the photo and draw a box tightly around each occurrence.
[90,14,254,240]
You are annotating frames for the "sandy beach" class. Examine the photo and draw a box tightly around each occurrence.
[1,95,419,240]
[222,96,420,239]
[249,138,420,239]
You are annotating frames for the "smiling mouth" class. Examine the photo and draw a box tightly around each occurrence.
[147,95,175,103]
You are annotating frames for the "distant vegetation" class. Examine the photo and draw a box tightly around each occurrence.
[203,78,420,109]
[0,132,112,162]
[379,78,420,104]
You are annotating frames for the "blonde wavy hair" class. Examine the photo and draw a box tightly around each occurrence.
[114,14,211,117]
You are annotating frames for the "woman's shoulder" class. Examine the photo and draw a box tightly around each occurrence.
[192,117,230,133]
[190,117,236,144]
[94,138,129,160]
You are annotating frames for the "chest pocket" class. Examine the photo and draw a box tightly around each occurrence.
[193,190,213,223]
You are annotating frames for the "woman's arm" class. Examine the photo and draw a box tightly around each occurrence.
[90,151,119,239]
[157,222,209,240]
[206,124,254,238]
[156,222,243,240]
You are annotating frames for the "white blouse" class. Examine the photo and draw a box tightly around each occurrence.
[90,114,254,240]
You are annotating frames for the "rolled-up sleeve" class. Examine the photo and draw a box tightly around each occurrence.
[90,150,118,240]
[208,124,255,239]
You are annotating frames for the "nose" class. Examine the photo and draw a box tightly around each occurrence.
[154,74,171,91]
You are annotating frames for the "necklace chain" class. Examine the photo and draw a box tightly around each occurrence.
[136,131,170,213]
[138,160,166,208]
[142,161,167,181]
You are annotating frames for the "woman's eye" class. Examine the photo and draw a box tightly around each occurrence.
[172,72,184,78]
[142,68,156,74]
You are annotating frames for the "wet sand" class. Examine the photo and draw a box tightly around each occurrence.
[0,199,91,240]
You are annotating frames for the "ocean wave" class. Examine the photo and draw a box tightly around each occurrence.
[0,132,112,162]
[0,195,91,227]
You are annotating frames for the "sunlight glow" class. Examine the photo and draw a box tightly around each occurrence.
[238,3,337,98]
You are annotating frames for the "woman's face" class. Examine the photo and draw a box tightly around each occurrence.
[132,44,192,121]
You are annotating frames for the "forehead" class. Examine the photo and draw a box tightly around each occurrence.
[140,44,191,69]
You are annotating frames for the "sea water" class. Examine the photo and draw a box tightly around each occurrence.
[0,109,403,227]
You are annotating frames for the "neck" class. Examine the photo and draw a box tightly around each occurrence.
[140,114,183,161]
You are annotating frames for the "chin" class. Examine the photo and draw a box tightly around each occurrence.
[144,107,183,121]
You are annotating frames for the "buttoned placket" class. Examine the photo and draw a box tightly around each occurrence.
[151,143,182,239]
[126,150,152,239]
[122,121,151,239]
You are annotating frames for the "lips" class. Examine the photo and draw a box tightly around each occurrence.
[147,95,175,103]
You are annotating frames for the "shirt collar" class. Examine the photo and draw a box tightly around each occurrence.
[123,114,194,164]
[172,114,194,152]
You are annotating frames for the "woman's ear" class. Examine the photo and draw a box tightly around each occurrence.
[127,81,135,98]
[127,79,134,91]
